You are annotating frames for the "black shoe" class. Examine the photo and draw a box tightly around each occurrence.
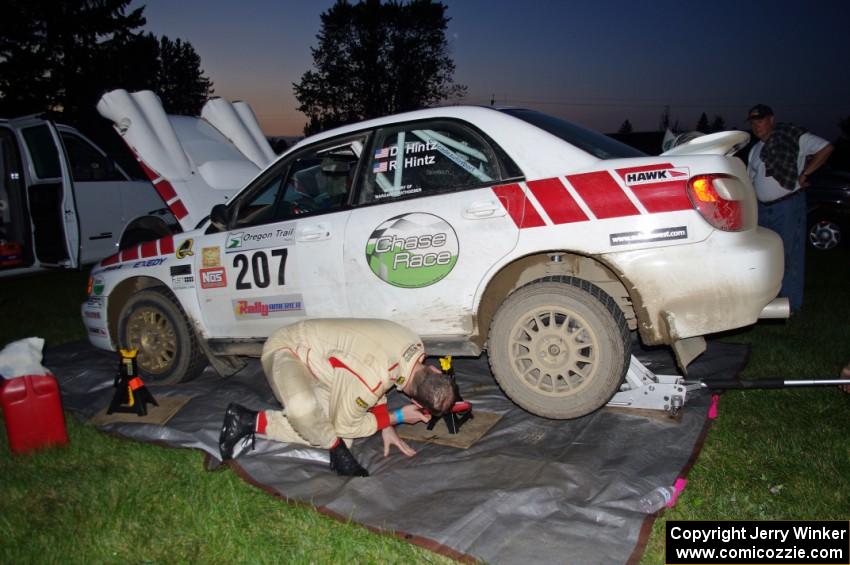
[219,403,258,460]
[329,440,369,477]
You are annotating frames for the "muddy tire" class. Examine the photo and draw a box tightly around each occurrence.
[488,276,629,419]
[117,288,207,384]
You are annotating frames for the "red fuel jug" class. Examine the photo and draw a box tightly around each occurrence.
[1,374,68,454]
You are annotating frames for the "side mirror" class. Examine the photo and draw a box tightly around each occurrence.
[209,203,231,231]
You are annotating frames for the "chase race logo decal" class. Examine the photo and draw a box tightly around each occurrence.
[365,213,458,288]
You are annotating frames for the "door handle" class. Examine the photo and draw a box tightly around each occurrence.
[297,225,331,241]
[463,200,505,219]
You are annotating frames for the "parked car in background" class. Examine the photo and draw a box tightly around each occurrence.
[0,93,275,278]
[806,166,850,251]
[83,95,786,420]
[0,117,171,276]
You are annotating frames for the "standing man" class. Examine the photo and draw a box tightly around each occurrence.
[218,319,456,477]
[747,104,833,313]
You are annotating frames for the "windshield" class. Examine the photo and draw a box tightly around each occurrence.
[501,108,645,159]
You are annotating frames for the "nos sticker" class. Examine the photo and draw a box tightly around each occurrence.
[365,213,458,288]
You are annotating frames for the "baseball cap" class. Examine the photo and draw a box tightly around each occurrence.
[747,104,774,121]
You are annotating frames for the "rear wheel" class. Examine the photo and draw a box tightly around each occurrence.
[488,277,629,419]
[118,288,207,384]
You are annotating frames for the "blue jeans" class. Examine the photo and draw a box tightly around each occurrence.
[758,192,806,312]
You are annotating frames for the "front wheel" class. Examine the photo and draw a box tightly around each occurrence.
[117,288,208,384]
[488,277,629,419]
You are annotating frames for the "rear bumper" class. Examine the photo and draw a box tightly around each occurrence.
[604,227,784,345]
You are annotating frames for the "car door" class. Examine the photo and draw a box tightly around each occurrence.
[343,119,523,339]
[57,128,132,262]
[9,118,79,269]
[197,133,368,338]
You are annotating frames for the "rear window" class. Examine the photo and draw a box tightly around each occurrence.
[501,108,645,159]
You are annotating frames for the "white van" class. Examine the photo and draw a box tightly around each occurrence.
[0,116,174,277]
[1,94,275,278]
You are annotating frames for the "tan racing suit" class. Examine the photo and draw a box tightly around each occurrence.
[259,318,425,449]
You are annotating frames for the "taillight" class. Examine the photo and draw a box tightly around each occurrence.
[687,174,743,231]
[86,276,94,296]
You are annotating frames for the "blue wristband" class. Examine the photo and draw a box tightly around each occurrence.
[394,408,404,425]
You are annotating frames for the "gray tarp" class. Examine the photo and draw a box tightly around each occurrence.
[46,340,746,564]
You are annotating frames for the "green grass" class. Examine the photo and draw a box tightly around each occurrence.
[1,248,849,563]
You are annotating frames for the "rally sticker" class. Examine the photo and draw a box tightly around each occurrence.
[232,294,305,319]
[200,267,227,289]
[609,226,688,246]
[365,213,458,288]
[170,264,195,289]
[176,238,194,259]
[226,225,295,253]
[622,167,688,186]
[202,246,221,267]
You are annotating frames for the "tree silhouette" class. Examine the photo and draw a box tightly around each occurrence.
[695,112,709,132]
[709,115,726,133]
[0,0,212,123]
[153,35,214,115]
[294,0,466,135]
[618,119,633,134]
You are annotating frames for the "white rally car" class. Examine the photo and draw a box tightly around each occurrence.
[82,98,785,419]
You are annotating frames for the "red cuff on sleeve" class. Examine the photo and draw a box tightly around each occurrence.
[368,403,390,430]
[256,411,267,434]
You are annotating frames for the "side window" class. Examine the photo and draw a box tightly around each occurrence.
[360,121,501,204]
[21,125,61,179]
[233,135,366,228]
[60,133,125,182]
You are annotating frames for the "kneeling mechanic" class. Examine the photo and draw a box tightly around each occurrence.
[218,318,456,476]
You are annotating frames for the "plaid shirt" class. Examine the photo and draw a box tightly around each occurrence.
[760,123,807,191]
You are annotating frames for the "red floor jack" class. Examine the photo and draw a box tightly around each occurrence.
[426,356,473,434]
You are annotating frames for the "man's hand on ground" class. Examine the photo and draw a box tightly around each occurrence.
[840,363,850,394]
[381,426,417,457]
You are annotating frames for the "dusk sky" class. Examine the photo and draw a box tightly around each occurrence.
[132,0,850,139]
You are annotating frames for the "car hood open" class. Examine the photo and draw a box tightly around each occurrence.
[97,89,277,231]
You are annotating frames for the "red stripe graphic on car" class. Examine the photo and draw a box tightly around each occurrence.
[492,183,545,228]
[135,157,188,222]
[629,182,691,213]
[498,167,695,229]
[154,179,178,202]
[526,178,588,224]
[169,199,189,220]
[566,171,640,219]
[120,245,139,262]
[615,164,691,213]
[158,236,174,255]
[140,240,158,258]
